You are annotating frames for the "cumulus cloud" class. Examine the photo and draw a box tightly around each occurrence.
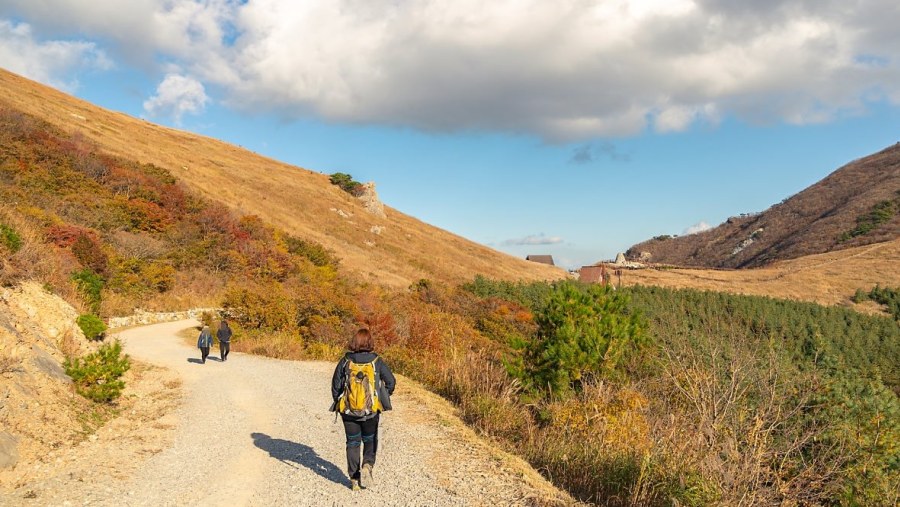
[0,20,110,91]
[684,221,712,235]
[3,0,900,139]
[502,234,564,246]
[143,74,210,124]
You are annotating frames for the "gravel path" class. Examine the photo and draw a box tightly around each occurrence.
[5,319,569,506]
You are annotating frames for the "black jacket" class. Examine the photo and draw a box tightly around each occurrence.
[331,351,396,418]
[217,324,232,343]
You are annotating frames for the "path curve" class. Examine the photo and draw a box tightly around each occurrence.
[98,319,565,506]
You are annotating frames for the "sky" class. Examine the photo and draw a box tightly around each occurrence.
[1,0,898,270]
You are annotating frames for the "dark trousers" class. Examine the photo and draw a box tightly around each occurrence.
[220,341,230,360]
[200,346,209,362]
[342,414,379,480]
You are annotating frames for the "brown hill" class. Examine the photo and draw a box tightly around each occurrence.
[627,144,900,268]
[0,69,564,287]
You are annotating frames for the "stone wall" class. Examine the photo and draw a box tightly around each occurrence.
[107,308,221,330]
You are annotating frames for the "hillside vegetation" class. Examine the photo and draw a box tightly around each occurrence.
[454,278,898,505]
[0,69,563,288]
[628,143,900,268]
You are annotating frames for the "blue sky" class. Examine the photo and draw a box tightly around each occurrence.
[1,1,898,269]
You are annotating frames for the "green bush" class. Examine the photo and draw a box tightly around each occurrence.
[76,313,107,340]
[71,268,104,314]
[64,340,130,403]
[0,222,22,253]
[523,282,645,395]
[864,284,900,322]
[818,373,900,504]
[328,172,364,196]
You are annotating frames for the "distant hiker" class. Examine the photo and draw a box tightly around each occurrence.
[197,325,213,364]
[330,328,396,491]
[217,320,233,361]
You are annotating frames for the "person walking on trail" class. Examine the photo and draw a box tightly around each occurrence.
[197,325,213,364]
[217,320,233,361]
[330,328,396,492]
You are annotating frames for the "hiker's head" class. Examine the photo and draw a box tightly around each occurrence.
[202,325,209,331]
[349,328,374,352]
[220,319,229,328]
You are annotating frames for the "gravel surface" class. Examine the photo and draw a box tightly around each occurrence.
[2,319,572,506]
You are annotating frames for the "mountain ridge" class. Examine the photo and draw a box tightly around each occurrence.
[626,143,900,268]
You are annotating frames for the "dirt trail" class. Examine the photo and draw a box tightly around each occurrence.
[2,319,569,506]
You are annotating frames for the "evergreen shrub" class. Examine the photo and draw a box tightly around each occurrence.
[64,340,130,403]
[523,282,645,395]
[328,172,364,196]
[71,268,104,314]
[76,314,107,341]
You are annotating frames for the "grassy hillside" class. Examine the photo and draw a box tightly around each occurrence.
[0,69,564,287]
[627,143,900,268]
[614,238,900,313]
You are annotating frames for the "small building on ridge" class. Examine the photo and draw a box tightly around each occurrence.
[525,255,555,266]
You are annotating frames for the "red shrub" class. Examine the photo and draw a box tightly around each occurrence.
[197,203,236,236]
[71,232,108,276]
[46,224,91,248]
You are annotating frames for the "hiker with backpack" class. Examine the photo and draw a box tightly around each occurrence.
[217,319,233,361]
[330,328,396,491]
[197,325,213,364]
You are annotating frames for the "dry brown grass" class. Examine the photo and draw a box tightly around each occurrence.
[0,69,566,288]
[617,238,900,313]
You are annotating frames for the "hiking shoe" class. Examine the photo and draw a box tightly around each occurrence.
[360,463,375,489]
[351,479,361,491]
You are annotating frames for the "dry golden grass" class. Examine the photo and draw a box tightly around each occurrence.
[618,238,900,313]
[0,69,565,288]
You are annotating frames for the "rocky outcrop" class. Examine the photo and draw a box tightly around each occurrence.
[0,282,94,470]
[357,182,386,218]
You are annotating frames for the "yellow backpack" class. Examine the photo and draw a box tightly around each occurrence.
[338,357,383,416]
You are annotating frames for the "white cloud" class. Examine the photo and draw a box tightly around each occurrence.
[3,0,899,140]
[684,221,712,235]
[502,234,564,246]
[143,74,210,124]
[0,20,110,91]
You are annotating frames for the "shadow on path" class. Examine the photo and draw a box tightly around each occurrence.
[187,357,222,364]
[251,432,347,487]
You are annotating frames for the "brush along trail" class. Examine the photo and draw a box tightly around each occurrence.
[0,319,569,506]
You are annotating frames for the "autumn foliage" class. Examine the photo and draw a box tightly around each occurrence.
[2,106,897,506]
